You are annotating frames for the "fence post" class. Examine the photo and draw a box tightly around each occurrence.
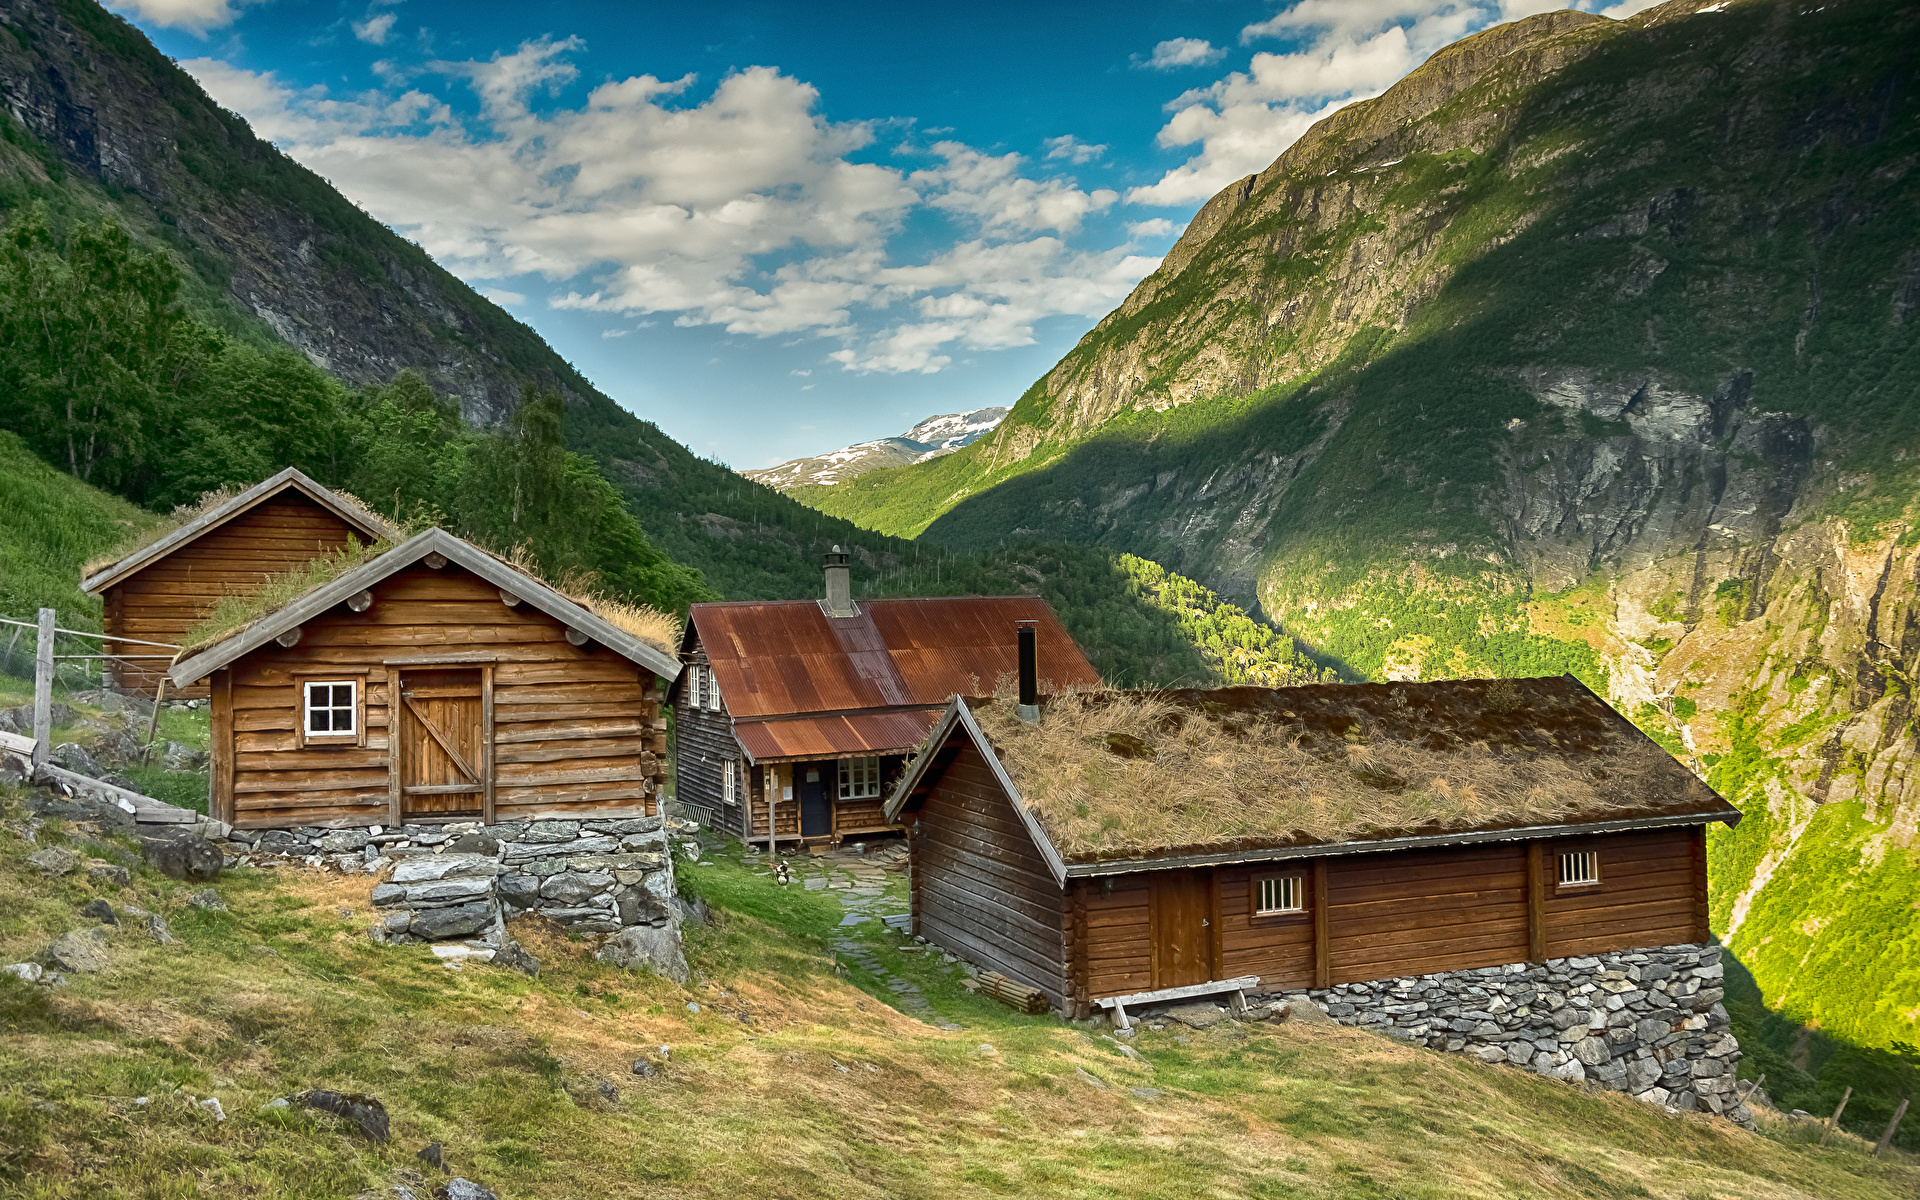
[1819,1085,1852,1146]
[1874,1097,1909,1157]
[32,608,54,769]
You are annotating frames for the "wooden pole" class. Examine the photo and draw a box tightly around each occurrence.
[31,609,54,769]
[1819,1086,1852,1146]
[768,766,778,856]
[140,673,169,766]
[1873,1097,1908,1157]
[1526,840,1548,963]
[1312,858,1331,989]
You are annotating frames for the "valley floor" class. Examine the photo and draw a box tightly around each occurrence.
[1,804,1915,1199]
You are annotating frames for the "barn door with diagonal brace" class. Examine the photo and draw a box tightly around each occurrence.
[393,667,491,822]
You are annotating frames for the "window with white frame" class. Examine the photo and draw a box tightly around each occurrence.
[1254,874,1304,916]
[837,756,881,800]
[687,664,704,710]
[304,680,357,738]
[723,759,737,805]
[705,666,721,712]
[1559,850,1600,886]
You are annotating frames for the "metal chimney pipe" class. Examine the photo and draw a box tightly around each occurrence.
[1016,620,1039,723]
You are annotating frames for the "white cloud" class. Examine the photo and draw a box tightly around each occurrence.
[187,43,1157,375]
[483,287,526,305]
[1141,37,1227,69]
[1043,134,1106,164]
[353,12,397,45]
[601,328,628,338]
[107,0,254,33]
[1127,218,1178,240]
[1134,1,1584,206]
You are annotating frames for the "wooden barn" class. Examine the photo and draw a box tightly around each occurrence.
[82,468,395,699]
[167,527,681,829]
[673,547,1099,849]
[884,675,1741,1019]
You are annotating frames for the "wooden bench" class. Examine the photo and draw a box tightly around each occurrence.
[1093,975,1262,1032]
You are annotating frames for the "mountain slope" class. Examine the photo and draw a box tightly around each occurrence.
[794,0,1920,1052]
[746,408,1008,491]
[0,0,918,601]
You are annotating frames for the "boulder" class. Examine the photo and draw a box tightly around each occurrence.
[1572,1036,1611,1066]
[48,929,110,973]
[86,861,130,887]
[296,1089,389,1142]
[594,924,690,984]
[496,875,540,906]
[390,856,502,884]
[80,899,118,925]
[52,743,105,777]
[1163,1002,1230,1029]
[539,871,614,905]
[27,847,80,876]
[494,940,541,977]
[187,889,227,912]
[139,831,222,882]
[3,963,45,983]
[144,914,178,945]
[445,831,500,857]
[1272,999,1334,1026]
[162,742,208,772]
[440,1180,500,1200]
[410,902,493,941]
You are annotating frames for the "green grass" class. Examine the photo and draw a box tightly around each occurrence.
[1,804,1916,1198]
[0,431,157,628]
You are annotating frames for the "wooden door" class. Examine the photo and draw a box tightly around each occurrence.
[1150,869,1215,988]
[799,763,831,837]
[397,668,486,821]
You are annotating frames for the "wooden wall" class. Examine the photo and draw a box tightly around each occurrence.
[1216,865,1317,990]
[1326,842,1531,983]
[1542,827,1705,957]
[105,492,369,699]
[213,560,664,828]
[746,763,800,843]
[910,740,1068,1009]
[673,641,749,838]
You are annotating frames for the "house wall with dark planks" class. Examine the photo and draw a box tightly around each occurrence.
[910,740,1068,1009]
[105,492,373,699]
[1541,827,1706,957]
[1324,842,1531,984]
[211,560,664,828]
[672,638,748,838]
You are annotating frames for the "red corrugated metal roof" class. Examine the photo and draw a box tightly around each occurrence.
[734,708,947,762]
[687,596,1099,721]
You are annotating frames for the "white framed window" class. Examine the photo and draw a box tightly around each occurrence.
[303,680,358,738]
[1559,850,1600,887]
[1254,874,1304,916]
[837,756,881,800]
[687,664,704,710]
[723,759,737,806]
[705,666,721,712]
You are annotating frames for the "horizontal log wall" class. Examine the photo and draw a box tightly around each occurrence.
[1542,827,1702,958]
[1326,842,1531,984]
[1217,865,1316,991]
[222,563,661,827]
[106,494,368,699]
[674,644,749,839]
[913,740,1067,1009]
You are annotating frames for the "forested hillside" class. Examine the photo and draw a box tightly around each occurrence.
[789,0,1920,1065]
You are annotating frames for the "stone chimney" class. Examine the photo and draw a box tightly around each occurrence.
[1016,620,1039,723]
[823,545,856,618]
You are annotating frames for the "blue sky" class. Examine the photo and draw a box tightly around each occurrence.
[113,0,1655,468]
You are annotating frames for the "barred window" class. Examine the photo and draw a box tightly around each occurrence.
[723,759,737,805]
[1559,850,1599,886]
[304,681,357,737]
[1254,874,1304,916]
[837,756,881,800]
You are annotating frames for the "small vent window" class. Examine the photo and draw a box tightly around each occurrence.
[1559,850,1599,887]
[723,760,737,806]
[838,756,881,800]
[304,681,357,737]
[1254,874,1304,916]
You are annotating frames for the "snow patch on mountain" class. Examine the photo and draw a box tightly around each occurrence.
[744,408,1009,490]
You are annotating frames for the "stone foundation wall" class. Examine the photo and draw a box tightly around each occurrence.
[228,817,675,943]
[1255,943,1751,1125]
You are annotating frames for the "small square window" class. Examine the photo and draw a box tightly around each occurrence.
[837,756,881,800]
[304,680,357,737]
[1559,850,1599,886]
[1254,874,1304,915]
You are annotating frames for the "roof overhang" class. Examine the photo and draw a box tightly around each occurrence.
[82,467,394,595]
[169,527,682,686]
[734,706,945,764]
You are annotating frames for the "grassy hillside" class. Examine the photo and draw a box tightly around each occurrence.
[4,804,1918,1198]
[0,431,157,628]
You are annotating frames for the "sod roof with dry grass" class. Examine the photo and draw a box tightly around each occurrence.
[963,677,1737,864]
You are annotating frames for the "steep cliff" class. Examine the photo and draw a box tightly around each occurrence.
[799,0,1920,1049]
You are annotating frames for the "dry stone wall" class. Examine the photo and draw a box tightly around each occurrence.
[1255,943,1752,1126]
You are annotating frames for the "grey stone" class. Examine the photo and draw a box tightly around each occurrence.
[1074,1067,1108,1090]
[1472,1045,1509,1063]
[81,898,117,925]
[139,832,222,882]
[540,871,614,904]
[1626,1059,1663,1092]
[409,903,493,940]
[591,816,663,835]
[1164,1003,1230,1029]
[1636,1017,1671,1042]
[595,925,690,983]
[1572,1036,1610,1066]
[316,831,370,854]
[383,912,412,932]
[1274,1000,1333,1026]
[187,889,226,912]
[445,832,500,856]
[162,742,207,772]
[1549,1059,1586,1083]
[620,888,673,928]
[406,877,495,906]
[86,862,129,888]
[28,847,81,876]
[144,914,178,945]
[1550,1006,1588,1030]
[4,962,45,983]
[503,837,622,863]
[297,1090,389,1142]
[389,856,503,884]
[49,929,110,973]
[516,821,581,844]
[1691,988,1725,1011]
[495,940,540,976]
[371,884,408,907]
[53,742,104,777]
[442,1180,500,1200]
[496,875,540,905]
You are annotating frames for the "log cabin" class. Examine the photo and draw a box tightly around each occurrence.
[167,527,682,829]
[884,673,1741,1019]
[82,468,396,699]
[672,547,1100,849]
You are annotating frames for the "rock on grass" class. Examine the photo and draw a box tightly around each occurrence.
[48,929,109,973]
[296,1089,390,1142]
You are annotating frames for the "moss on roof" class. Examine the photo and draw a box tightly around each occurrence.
[84,481,397,579]
[968,677,1731,863]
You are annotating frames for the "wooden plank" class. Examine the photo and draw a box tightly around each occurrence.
[491,720,647,745]
[1313,858,1330,989]
[212,670,235,824]
[1209,865,1226,982]
[494,738,647,765]
[1095,975,1261,1008]
[481,663,496,826]
[388,671,404,827]
[403,695,480,781]
[1689,824,1710,945]
[1527,840,1547,964]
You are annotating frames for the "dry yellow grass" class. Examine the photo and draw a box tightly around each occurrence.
[82,482,397,578]
[972,688,1667,860]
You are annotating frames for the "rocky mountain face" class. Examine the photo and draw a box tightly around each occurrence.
[0,0,918,601]
[745,407,1007,491]
[797,0,1920,1050]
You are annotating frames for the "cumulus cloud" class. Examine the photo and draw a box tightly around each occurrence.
[1043,134,1106,164]
[107,0,254,34]
[1140,37,1227,69]
[353,12,397,45]
[1127,218,1178,240]
[187,42,1159,374]
[1133,1,1588,206]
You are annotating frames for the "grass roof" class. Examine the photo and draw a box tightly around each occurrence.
[968,677,1728,863]
[83,481,397,578]
[178,534,681,659]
